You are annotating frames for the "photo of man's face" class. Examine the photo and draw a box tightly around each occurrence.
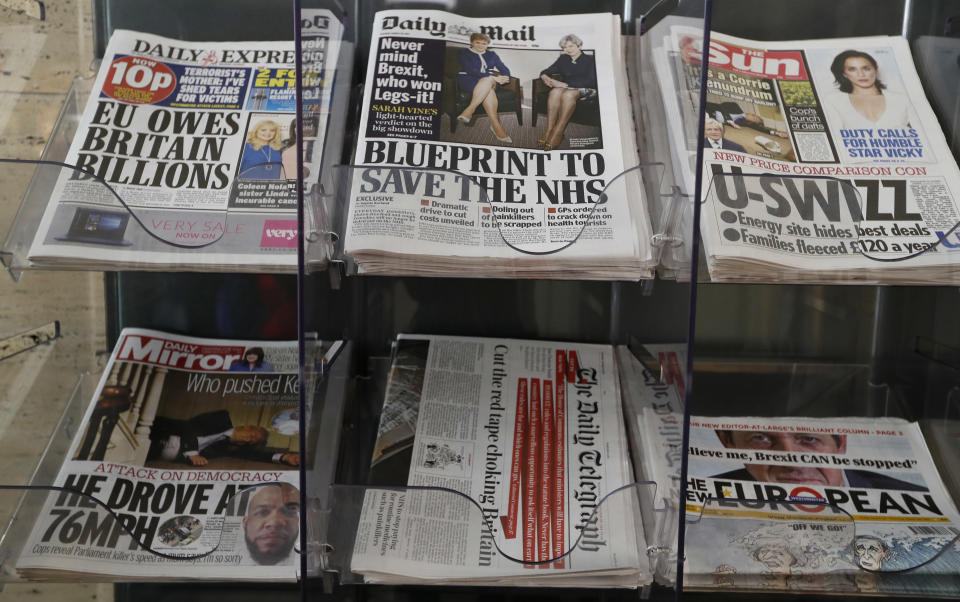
[231,425,267,445]
[715,430,847,486]
[243,483,300,565]
[705,120,724,141]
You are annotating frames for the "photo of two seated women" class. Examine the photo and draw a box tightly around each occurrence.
[440,32,603,151]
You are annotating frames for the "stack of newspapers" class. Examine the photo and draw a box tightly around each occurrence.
[618,347,960,595]
[343,10,656,280]
[25,10,342,272]
[651,19,960,284]
[351,334,652,587]
[615,344,685,586]
[15,328,342,580]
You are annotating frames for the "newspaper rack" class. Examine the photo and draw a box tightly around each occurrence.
[2,0,957,600]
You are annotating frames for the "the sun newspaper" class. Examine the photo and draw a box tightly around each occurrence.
[343,11,655,280]
[653,23,960,283]
[350,335,650,587]
[16,328,342,580]
[27,10,342,272]
[645,412,960,594]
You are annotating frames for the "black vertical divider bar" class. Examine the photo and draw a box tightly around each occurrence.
[104,273,122,351]
[675,0,711,599]
[293,0,309,593]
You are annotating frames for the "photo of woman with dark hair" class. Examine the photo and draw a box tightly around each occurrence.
[825,49,911,129]
[456,32,513,143]
[230,347,275,372]
[281,118,308,179]
[537,34,598,151]
[239,119,285,179]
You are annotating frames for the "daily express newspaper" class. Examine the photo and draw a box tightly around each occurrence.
[27,11,341,271]
[17,329,340,580]
[670,415,960,594]
[344,11,655,278]
[655,25,960,281]
[351,335,649,586]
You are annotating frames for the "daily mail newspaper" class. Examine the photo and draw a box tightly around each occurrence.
[351,335,650,586]
[17,329,340,580]
[654,25,960,283]
[27,12,341,272]
[344,11,655,280]
[674,415,960,594]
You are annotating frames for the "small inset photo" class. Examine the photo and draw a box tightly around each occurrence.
[439,32,603,151]
[157,515,204,547]
[238,113,299,180]
[414,440,471,477]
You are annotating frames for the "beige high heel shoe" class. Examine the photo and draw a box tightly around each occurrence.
[490,125,512,143]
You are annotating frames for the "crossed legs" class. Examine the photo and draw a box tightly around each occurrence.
[458,77,508,139]
[541,87,580,149]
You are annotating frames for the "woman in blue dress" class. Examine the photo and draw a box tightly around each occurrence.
[239,119,285,179]
[538,34,597,150]
[456,32,513,143]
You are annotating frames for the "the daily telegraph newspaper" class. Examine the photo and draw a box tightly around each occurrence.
[351,335,650,586]
[27,11,342,272]
[669,415,960,594]
[17,329,340,580]
[344,11,655,280]
[654,24,960,283]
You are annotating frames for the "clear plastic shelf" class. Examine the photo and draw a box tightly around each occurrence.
[0,86,302,277]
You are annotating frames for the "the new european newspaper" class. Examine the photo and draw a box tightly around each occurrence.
[677,415,960,594]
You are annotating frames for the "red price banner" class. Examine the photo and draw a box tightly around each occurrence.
[102,56,176,104]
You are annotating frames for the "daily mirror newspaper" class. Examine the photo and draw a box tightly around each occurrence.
[16,329,341,580]
[351,335,650,587]
[654,25,960,283]
[343,11,655,280]
[27,12,341,272]
[669,415,960,594]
